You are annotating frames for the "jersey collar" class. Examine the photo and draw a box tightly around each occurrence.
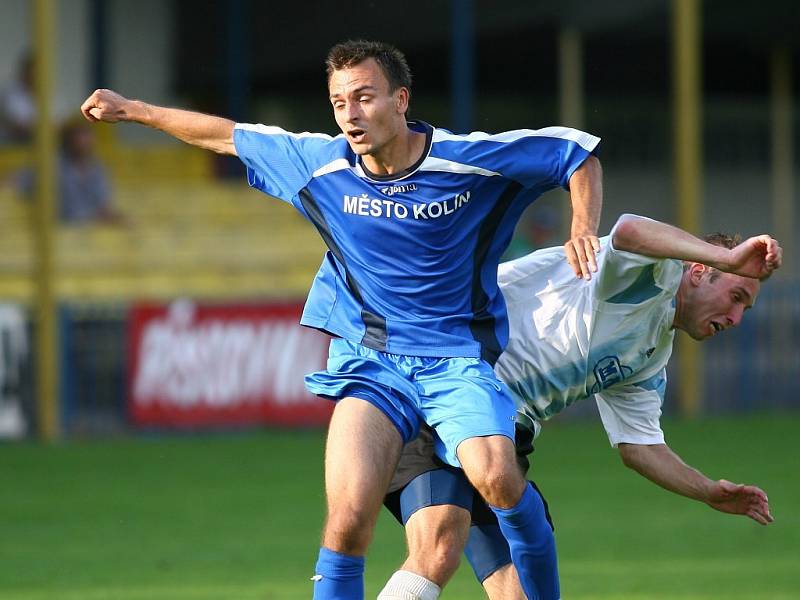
[357,121,433,182]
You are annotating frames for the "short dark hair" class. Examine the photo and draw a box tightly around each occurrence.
[684,232,743,279]
[326,40,412,94]
[704,232,742,250]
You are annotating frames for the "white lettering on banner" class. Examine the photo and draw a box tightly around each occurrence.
[133,316,327,409]
[342,190,470,220]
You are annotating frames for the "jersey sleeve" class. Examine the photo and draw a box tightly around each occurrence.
[594,369,667,447]
[233,124,336,203]
[431,127,600,191]
[593,215,682,304]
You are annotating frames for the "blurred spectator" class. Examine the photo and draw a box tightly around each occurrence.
[0,52,35,144]
[18,120,125,225]
[503,204,561,260]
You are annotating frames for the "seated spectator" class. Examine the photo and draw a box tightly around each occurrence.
[0,52,35,144]
[18,119,125,225]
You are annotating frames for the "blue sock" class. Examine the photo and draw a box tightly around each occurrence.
[490,484,559,600]
[312,547,365,600]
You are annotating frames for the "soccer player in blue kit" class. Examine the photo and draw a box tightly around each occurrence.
[81,40,603,599]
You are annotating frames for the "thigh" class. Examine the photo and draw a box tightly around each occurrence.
[324,396,404,517]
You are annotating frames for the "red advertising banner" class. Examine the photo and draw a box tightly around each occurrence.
[128,300,333,428]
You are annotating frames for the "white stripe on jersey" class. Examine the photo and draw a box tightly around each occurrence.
[235,123,335,140]
[418,156,501,177]
[312,158,354,178]
[432,126,600,152]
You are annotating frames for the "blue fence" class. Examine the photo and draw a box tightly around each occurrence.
[702,281,799,413]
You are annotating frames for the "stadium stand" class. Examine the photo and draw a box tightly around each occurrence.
[0,141,326,302]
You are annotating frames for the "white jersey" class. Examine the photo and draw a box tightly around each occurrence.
[495,217,683,447]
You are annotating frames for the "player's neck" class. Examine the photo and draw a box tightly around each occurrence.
[362,126,426,176]
[672,285,687,331]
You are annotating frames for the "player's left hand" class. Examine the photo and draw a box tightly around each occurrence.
[706,479,774,525]
[564,234,601,280]
[726,235,783,280]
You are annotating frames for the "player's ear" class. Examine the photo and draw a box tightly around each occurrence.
[395,87,409,115]
[687,262,707,286]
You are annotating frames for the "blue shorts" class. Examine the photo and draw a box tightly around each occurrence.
[305,338,517,467]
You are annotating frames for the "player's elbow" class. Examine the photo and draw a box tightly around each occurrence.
[214,140,238,156]
[200,137,237,156]
[611,214,645,253]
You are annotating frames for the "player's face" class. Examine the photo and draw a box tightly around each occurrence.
[328,58,408,157]
[679,268,760,341]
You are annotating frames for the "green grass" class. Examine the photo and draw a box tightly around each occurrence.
[1,414,798,599]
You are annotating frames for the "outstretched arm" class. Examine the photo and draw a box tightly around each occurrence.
[564,155,603,281]
[612,214,782,280]
[618,442,773,525]
[80,89,236,156]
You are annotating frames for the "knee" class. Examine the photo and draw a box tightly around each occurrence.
[407,532,463,584]
[459,437,526,508]
[323,507,375,555]
[471,466,526,508]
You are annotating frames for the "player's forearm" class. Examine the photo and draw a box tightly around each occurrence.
[82,89,236,155]
[128,101,236,155]
[618,443,714,503]
[612,215,730,269]
[567,155,603,237]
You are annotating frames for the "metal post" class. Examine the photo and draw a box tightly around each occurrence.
[672,0,703,419]
[770,44,794,376]
[770,45,794,279]
[226,0,248,121]
[559,27,584,129]
[90,0,108,88]
[33,0,59,441]
[559,27,584,241]
[450,0,475,133]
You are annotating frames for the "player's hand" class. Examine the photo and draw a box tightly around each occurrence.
[564,234,601,280]
[706,479,773,525]
[80,89,134,123]
[724,235,782,281]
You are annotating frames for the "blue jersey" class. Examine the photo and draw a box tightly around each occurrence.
[234,121,599,363]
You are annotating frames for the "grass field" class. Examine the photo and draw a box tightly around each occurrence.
[1,413,798,599]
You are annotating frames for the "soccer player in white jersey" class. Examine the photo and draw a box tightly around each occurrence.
[378,214,780,600]
[81,40,603,600]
